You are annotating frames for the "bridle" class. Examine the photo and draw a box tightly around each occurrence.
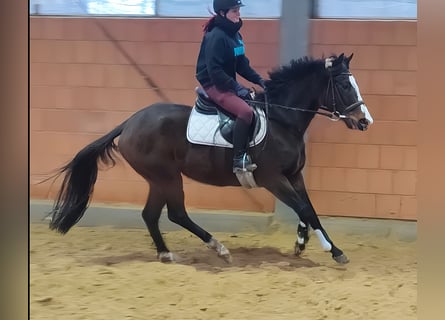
[321,58,364,121]
[250,58,365,122]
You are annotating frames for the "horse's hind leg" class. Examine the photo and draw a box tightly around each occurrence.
[141,185,173,262]
[164,176,232,263]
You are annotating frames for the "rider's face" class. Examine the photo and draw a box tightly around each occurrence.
[225,7,241,23]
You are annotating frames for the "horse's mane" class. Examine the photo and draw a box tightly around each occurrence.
[267,56,326,90]
[256,55,332,104]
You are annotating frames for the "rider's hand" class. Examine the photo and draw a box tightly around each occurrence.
[237,87,251,99]
[235,83,251,99]
[258,78,266,89]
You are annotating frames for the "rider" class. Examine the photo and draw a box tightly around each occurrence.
[195,0,266,173]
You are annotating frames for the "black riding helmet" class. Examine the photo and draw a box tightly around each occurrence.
[213,0,245,13]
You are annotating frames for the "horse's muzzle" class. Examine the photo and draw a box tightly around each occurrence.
[344,117,369,131]
[358,118,370,131]
[344,102,373,131]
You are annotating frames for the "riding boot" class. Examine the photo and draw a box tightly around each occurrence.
[232,118,257,173]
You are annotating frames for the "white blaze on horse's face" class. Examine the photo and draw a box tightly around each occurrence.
[348,75,374,125]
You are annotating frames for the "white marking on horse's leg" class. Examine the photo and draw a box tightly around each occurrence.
[313,229,333,251]
[297,221,307,245]
[349,75,373,124]
[158,251,175,263]
[206,238,232,263]
[297,235,305,245]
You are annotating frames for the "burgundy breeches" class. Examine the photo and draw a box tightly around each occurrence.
[204,85,253,124]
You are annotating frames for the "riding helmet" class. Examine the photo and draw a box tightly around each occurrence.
[213,0,245,13]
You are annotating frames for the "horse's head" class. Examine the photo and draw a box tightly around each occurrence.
[323,53,373,131]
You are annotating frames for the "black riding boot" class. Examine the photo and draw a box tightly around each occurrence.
[232,118,257,173]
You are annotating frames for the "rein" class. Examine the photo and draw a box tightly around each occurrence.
[249,99,343,121]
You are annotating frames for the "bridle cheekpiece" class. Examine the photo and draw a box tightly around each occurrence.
[322,57,364,121]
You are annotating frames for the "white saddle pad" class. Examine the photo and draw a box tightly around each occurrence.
[186,107,267,148]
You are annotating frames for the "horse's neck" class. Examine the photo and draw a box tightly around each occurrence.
[263,82,321,135]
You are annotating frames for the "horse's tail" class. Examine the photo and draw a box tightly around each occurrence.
[48,122,126,234]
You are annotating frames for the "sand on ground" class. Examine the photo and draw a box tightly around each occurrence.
[30,222,416,320]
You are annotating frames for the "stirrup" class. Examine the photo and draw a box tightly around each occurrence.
[233,154,257,173]
[233,163,257,173]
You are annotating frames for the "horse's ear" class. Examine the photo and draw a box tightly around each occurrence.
[333,53,345,66]
[345,53,353,65]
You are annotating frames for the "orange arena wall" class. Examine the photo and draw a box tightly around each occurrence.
[307,20,417,220]
[30,17,417,220]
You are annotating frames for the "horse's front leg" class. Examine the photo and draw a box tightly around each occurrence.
[296,220,310,256]
[289,172,349,264]
[265,174,349,264]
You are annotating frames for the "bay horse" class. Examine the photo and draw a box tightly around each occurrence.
[47,53,373,265]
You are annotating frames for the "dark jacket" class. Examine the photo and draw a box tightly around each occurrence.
[195,16,263,92]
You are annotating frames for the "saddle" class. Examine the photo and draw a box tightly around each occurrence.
[187,87,267,188]
[193,87,262,145]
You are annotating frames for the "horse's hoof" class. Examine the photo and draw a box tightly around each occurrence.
[219,253,233,264]
[294,243,305,256]
[206,238,232,263]
[333,254,349,264]
[158,251,175,263]
[216,244,232,264]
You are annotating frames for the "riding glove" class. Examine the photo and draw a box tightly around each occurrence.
[258,78,266,89]
[234,83,251,99]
